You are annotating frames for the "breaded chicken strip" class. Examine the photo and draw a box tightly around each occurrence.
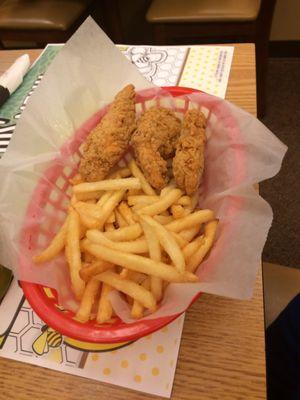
[173,109,206,195]
[130,107,181,190]
[79,84,136,181]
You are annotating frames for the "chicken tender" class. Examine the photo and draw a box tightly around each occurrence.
[130,107,181,190]
[173,109,206,195]
[79,84,136,182]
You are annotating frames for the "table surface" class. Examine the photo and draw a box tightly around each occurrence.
[0,44,266,400]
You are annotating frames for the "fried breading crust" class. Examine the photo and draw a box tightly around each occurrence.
[79,84,136,181]
[173,109,206,195]
[130,107,181,190]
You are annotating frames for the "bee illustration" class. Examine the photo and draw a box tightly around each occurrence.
[32,325,63,356]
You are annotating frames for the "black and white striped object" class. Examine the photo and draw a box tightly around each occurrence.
[0,73,43,156]
[13,73,43,121]
[0,124,15,156]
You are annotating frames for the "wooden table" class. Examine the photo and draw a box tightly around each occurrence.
[0,44,265,400]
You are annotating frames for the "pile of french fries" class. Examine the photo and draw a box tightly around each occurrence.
[33,159,218,323]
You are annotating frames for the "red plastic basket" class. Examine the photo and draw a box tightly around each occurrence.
[20,86,244,343]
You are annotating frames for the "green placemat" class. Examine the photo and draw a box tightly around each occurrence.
[0,45,62,125]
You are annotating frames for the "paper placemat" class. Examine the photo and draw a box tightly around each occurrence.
[0,43,233,398]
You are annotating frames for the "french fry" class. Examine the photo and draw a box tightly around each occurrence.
[131,203,146,212]
[180,226,200,242]
[160,187,171,197]
[70,195,77,206]
[137,189,182,216]
[73,201,98,214]
[120,270,146,283]
[79,259,114,282]
[115,209,128,228]
[97,191,113,206]
[33,217,68,263]
[83,242,197,283]
[131,277,150,319]
[69,174,83,185]
[86,230,148,254]
[97,283,113,324]
[128,159,156,195]
[86,199,97,204]
[73,178,141,194]
[113,167,131,178]
[104,222,115,232]
[181,208,191,218]
[118,201,135,225]
[127,195,159,206]
[75,278,100,323]
[128,271,147,284]
[140,220,161,261]
[132,202,170,213]
[160,181,176,197]
[187,220,219,272]
[171,204,186,219]
[140,220,162,302]
[74,191,103,201]
[165,209,214,232]
[75,194,117,228]
[187,193,198,211]
[140,215,186,273]
[107,166,131,179]
[153,215,174,225]
[176,196,191,206]
[98,190,126,229]
[182,235,205,261]
[73,202,99,229]
[131,298,143,319]
[104,223,142,241]
[80,213,99,229]
[119,268,129,279]
[170,231,188,248]
[65,208,85,300]
[127,188,142,196]
[95,271,156,312]
[106,211,116,224]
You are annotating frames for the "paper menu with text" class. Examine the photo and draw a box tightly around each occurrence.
[0,43,233,398]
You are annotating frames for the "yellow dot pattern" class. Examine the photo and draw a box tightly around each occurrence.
[139,353,147,361]
[156,345,164,354]
[92,354,99,362]
[121,360,128,368]
[152,367,160,376]
[134,374,142,383]
[103,368,111,375]
[178,46,233,98]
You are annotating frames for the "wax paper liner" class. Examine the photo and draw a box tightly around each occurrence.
[0,18,287,322]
